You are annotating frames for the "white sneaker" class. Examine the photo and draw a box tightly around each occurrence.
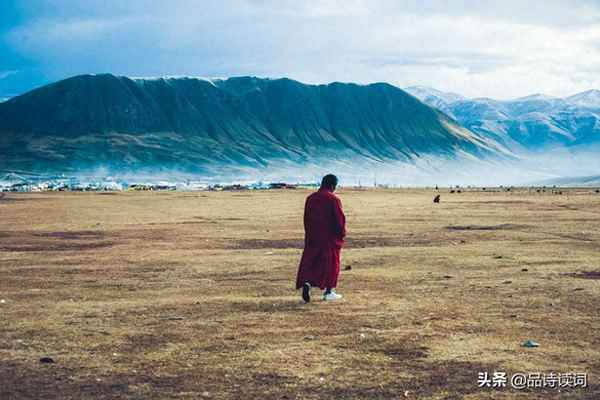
[323,290,343,301]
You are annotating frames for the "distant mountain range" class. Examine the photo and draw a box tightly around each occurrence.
[0,74,508,175]
[534,174,600,187]
[405,86,600,152]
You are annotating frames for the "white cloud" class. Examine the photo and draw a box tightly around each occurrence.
[4,0,600,99]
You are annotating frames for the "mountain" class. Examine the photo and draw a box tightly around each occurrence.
[534,174,600,187]
[566,90,600,109]
[406,86,600,152]
[404,86,465,115]
[0,74,508,175]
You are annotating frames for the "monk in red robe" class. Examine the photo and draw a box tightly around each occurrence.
[296,174,346,302]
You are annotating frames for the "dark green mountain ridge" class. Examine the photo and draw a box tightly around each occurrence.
[0,74,508,174]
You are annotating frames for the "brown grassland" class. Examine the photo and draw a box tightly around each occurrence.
[0,188,599,399]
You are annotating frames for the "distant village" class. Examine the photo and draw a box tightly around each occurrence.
[2,173,597,194]
[0,173,312,192]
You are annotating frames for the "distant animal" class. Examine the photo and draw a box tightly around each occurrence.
[433,195,440,203]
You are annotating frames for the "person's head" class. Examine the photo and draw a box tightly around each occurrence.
[321,174,339,192]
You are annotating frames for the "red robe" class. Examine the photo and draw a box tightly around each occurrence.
[295,187,346,290]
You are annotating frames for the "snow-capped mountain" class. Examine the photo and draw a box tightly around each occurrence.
[566,89,600,109]
[405,86,600,151]
[404,86,465,115]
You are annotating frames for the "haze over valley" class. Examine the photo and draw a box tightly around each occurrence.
[1,74,599,186]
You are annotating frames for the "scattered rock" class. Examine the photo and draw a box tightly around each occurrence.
[573,288,584,291]
[201,391,211,397]
[522,340,540,348]
[502,280,512,284]
[164,316,185,321]
[39,357,55,364]
[304,335,317,341]
[442,275,453,279]
[521,268,528,272]
[493,255,503,259]
[510,314,517,318]
[344,265,352,271]
[0,299,6,304]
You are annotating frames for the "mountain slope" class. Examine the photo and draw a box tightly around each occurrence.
[406,86,600,152]
[567,90,600,109]
[0,74,508,174]
[404,86,465,115]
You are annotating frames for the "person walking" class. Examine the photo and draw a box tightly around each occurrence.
[296,174,346,302]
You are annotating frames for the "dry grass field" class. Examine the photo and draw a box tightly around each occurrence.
[1,188,599,399]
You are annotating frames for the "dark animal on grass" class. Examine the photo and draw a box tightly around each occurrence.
[433,195,440,203]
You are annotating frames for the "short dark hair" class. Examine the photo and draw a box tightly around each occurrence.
[321,174,338,189]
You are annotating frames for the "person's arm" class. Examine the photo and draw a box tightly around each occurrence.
[333,197,346,239]
[303,197,310,233]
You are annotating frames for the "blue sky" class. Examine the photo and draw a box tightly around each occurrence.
[2,0,600,99]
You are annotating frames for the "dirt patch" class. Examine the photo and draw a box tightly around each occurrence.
[227,234,453,250]
[565,270,600,280]
[446,224,530,231]
[523,260,571,266]
[33,230,106,240]
[0,230,114,252]
[227,238,303,249]
[118,333,182,354]
[345,236,441,248]
[0,196,49,203]
[0,361,202,400]
[472,200,533,205]
[0,241,115,252]
[381,345,429,361]
[251,372,297,385]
